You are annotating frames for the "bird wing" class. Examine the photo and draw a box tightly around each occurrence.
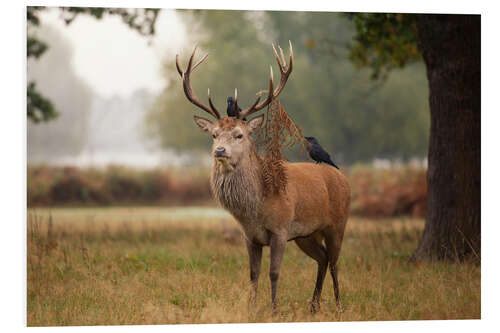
[309,146,322,162]
[317,146,331,160]
[320,149,340,169]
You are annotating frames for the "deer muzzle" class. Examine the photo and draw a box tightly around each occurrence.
[214,147,227,158]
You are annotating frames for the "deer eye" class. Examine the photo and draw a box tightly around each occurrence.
[236,134,243,139]
[212,134,217,139]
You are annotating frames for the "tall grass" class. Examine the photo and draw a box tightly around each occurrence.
[27,207,479,326]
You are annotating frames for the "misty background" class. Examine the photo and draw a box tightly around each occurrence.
[27,8,429,169]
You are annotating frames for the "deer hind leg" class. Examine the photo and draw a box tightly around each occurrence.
[323,227,344,310]
[269,233,287,315]
[245,239,263,308]
[295,235,328,313]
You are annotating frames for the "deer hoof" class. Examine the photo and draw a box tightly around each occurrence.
[310,302,320,314]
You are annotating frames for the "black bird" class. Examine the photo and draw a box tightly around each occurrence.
[304,136,340,169]
[226,96,245,119]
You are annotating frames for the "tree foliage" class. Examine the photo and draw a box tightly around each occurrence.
[146,10,429,163]
[27,82,57,123]
[345,13,421,80]
[26,6,160,123]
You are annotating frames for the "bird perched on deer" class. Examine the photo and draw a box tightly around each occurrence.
[305,136,340,169]
[226,96,244,119]
[175,42,350,314]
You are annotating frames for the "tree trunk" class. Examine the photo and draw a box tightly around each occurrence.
[412,14,481,261]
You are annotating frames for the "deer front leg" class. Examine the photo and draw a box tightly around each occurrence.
[269,233,287,315]
[245,239,263,308]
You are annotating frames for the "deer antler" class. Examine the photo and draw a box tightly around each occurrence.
[236,41,294,120]
[176,46,221,119]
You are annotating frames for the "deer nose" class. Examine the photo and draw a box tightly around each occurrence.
[214,147,226,157]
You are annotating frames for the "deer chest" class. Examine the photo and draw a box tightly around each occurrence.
[239,219,270,245]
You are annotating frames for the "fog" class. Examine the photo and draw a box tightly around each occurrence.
[27,8,199,168]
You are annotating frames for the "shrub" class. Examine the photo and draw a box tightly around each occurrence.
[27,165,212,207]
[27,164,427,217]
[348,165,427,218]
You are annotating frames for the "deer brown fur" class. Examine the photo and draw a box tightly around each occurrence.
[176,43,350,314]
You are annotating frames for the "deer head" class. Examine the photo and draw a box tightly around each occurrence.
[176,42,293,172]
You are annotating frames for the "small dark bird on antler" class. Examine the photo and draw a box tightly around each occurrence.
[305,136,340,169]
[226,96,246,120]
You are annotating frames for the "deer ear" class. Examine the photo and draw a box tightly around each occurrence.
[194,116,214,133]
[247,115,264,134]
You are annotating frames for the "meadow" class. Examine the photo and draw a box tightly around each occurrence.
[27,207,480,326]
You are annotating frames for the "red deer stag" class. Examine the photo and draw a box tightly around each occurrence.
[176,42,350,314]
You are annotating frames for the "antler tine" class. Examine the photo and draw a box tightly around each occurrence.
[233,88,241,119]
[185,45,196,72]
[175,47,208,77]
[279,44,286,68]
[238,42,293,119]
[273,40,293,97]
[289,40,294,71]
[239,90,265,119]
[175,54,183,77]
[207,89,221,119]
[272,44,284,72]
[192,53,209,72]
[265,65,275,103]
[177,46,220,119]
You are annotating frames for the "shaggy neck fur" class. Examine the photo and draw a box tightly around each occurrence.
[210,148,264,222]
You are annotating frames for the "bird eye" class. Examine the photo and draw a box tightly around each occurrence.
[236,134,243,139]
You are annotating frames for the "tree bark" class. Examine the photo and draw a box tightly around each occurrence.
[412,14,481,261]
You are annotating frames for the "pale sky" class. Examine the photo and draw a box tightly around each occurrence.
[39,8,187,98]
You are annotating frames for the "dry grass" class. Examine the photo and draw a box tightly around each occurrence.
[27,207,480,326]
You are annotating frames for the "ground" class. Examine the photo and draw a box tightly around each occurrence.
[27,207,480,326]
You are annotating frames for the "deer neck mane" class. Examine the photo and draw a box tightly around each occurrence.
[210,148,264,221]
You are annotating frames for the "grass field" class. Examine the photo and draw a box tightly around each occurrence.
[27,207,480,326]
